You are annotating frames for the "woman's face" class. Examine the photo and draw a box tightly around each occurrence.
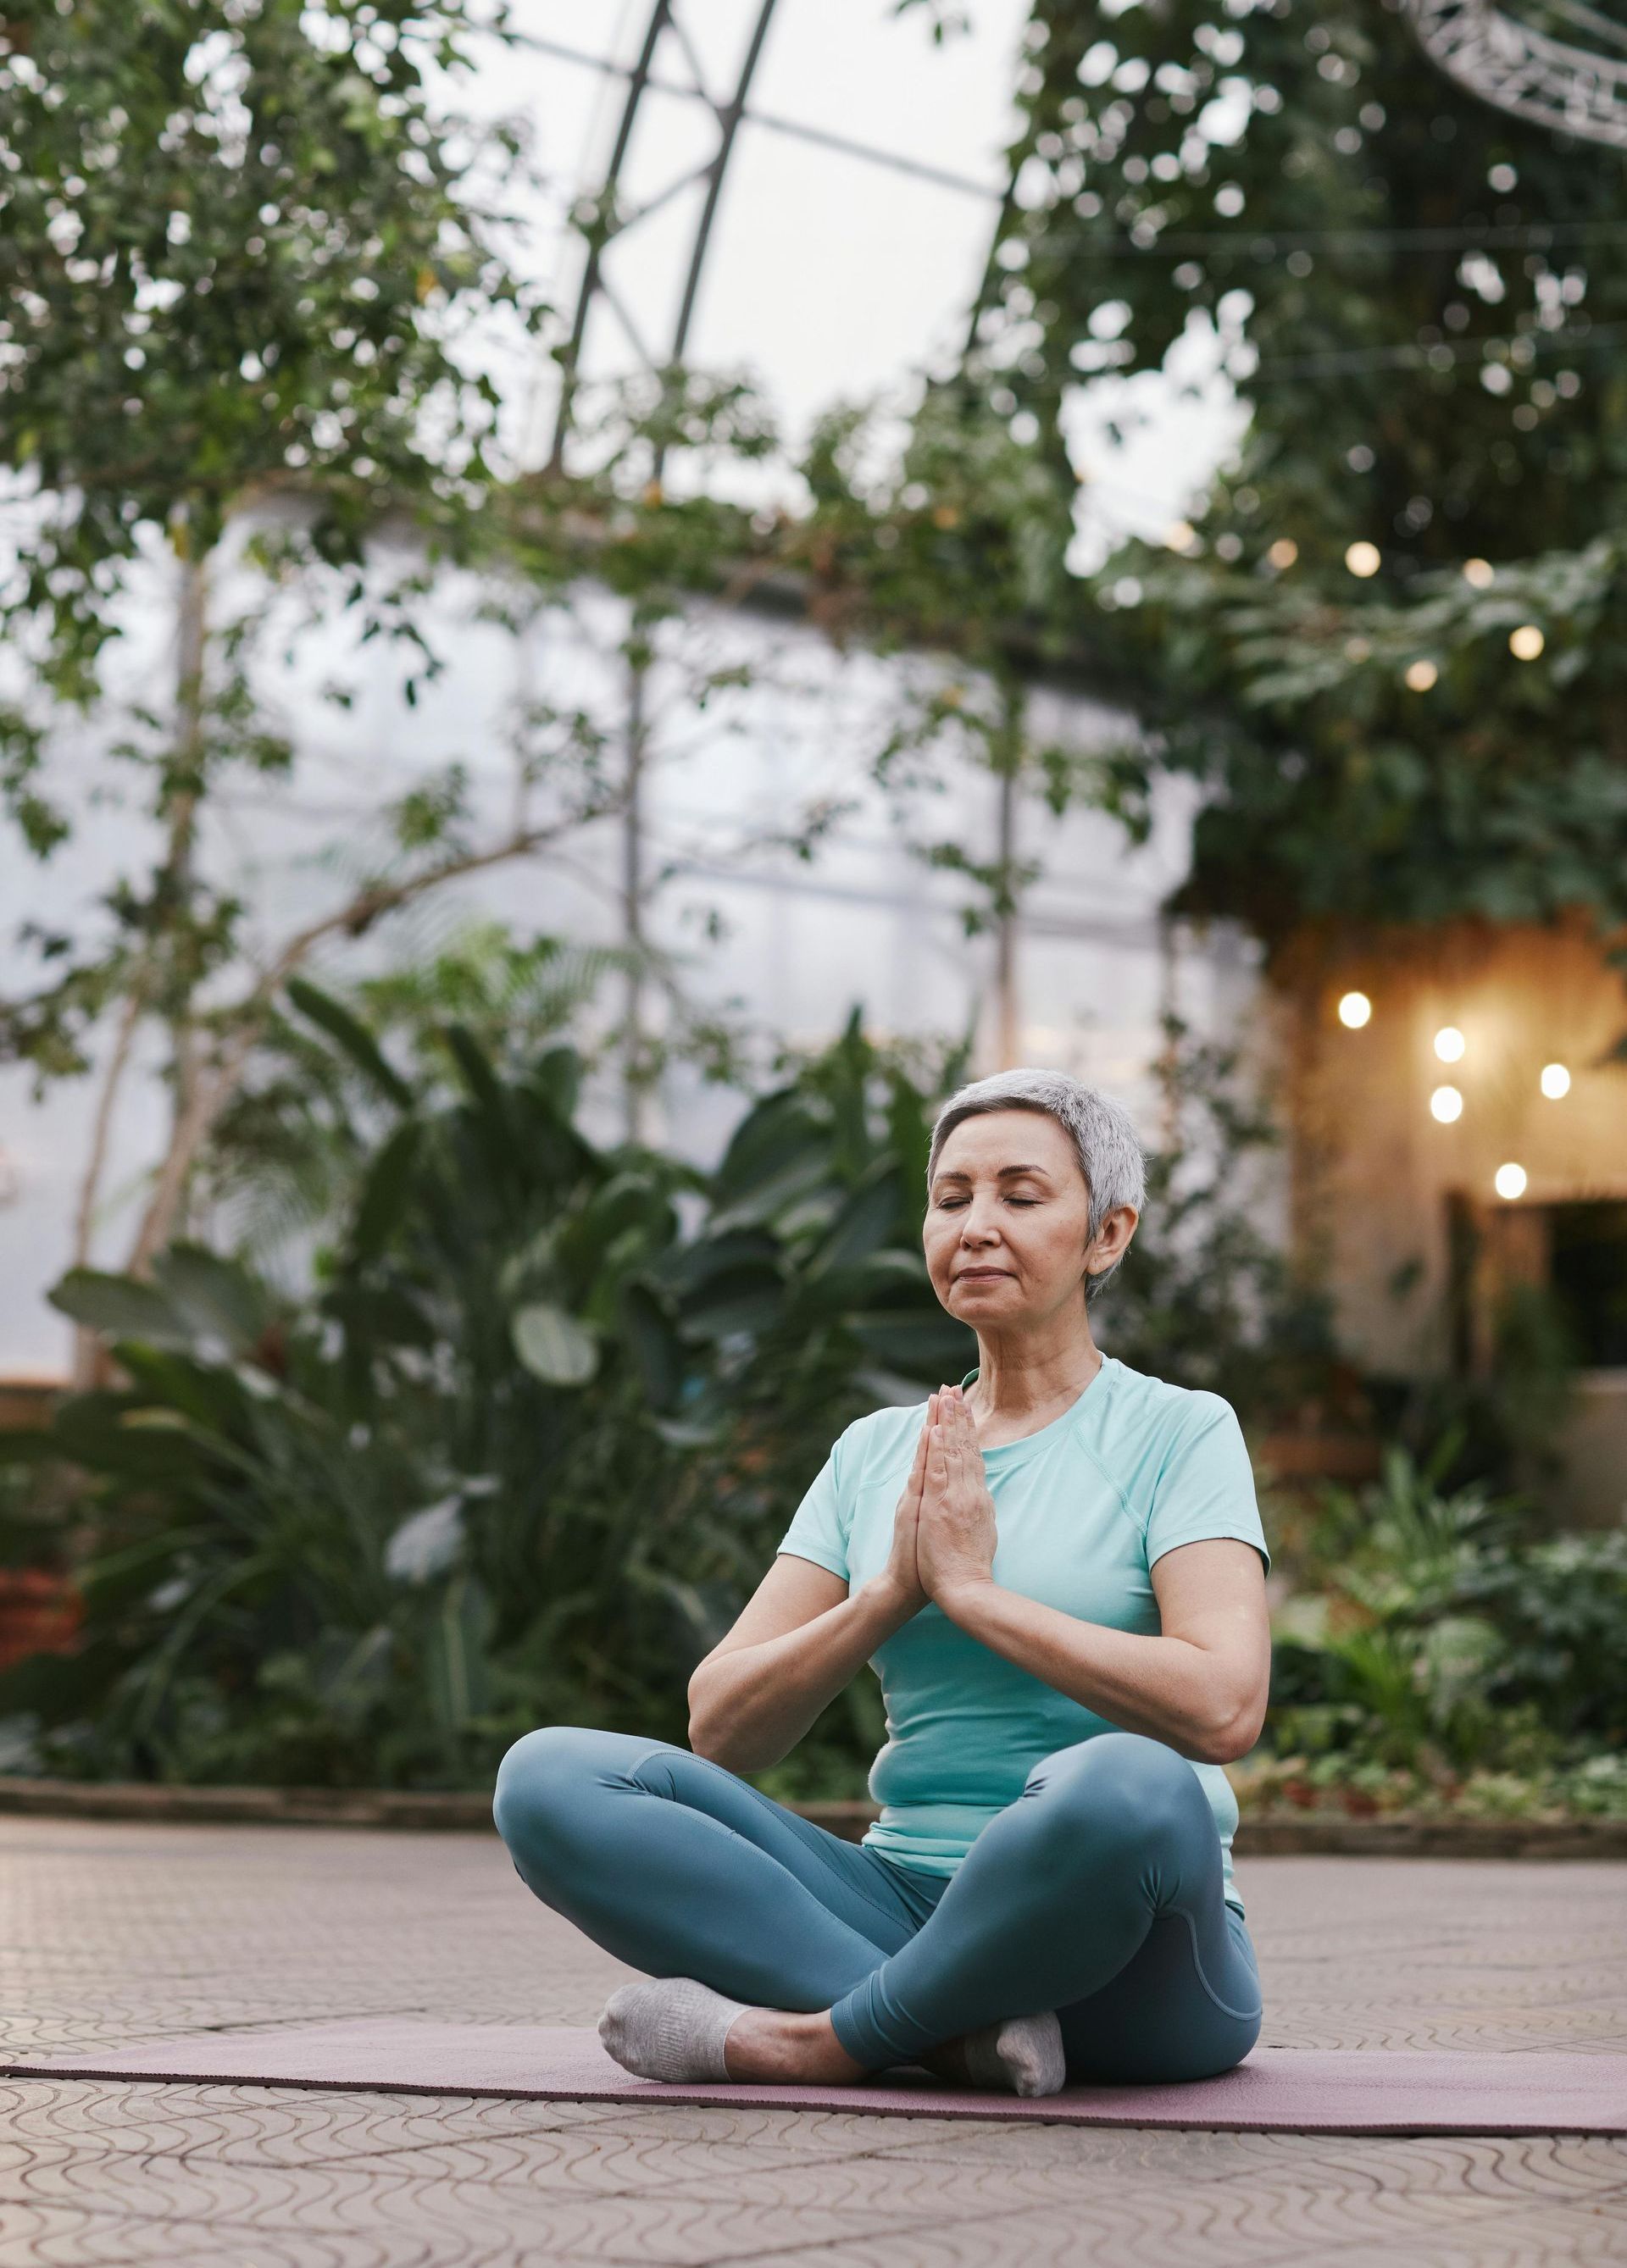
[922,1107,1136,1333]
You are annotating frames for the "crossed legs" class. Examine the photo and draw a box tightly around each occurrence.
[492,1725,1262,2086]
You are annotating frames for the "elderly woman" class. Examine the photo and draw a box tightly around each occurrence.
[493,1070,1271,2099]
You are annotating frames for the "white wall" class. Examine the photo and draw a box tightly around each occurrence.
[0,558,1261,1377]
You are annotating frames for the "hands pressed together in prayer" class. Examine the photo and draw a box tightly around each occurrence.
[880,1384,998,1616]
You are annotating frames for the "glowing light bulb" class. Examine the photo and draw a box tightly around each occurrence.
[1345,541,1381,578]
[1540,1062,1571,1099]
[1405,658,1438,691]
[1338,991,1372,1029]
[1267,537,1298,568]
[1509,624,1545,660]
[1494,1162,1527,1201]
[1166,519,1198,552]
[1463,557,1496,589]
[1430,1084,1464,1123]
[1434,1026,1466,1063]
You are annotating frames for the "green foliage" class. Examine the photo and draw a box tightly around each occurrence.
[0,0,533,681]
[1267,1439,1627,1786]
[1104,1012,1335,1416]
[0,1006,970,1788]
[993,2,1627,953]
[0,0,561,1280]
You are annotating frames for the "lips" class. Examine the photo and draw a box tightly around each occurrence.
[956,1268,1010,1282]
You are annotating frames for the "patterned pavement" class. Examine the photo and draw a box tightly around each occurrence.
[2,1817,1625,2265]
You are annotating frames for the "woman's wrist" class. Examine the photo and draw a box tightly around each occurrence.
[858,1571,925,1628]
[928,1570,998,1625]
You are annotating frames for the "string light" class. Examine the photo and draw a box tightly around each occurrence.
[1430,1084,1463,1123]
[1463,558,1496,588]
[1494,1162,1528,1201]
[1166,520,1198,552]
[1541,1062,1571,1098]
[1337,990,1372,1029]
[1434,1026,1465,1062]
[1509,624,1546,659]
[1405,658,1438,690]
[1267,537,1297,568]
[1345,541,1381,578]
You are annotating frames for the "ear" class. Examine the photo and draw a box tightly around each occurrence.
[1086,1203,1140,1272]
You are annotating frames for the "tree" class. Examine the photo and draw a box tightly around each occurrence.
[0,0,570,1327]
[976,0,1627,964]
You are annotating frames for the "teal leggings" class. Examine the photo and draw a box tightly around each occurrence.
[492,1726,1262,2080]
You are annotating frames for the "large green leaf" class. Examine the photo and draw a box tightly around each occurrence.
[511,1301,599,1387]
[617,1278,684,1411]
[848,1313,975,1377]
[351,1120,423,1262]
[660,1229,780,1295]
[151,1245,272,1354]
[555,1172,679,1294]
[712,1091,829,1213]
[47,1271,188,1347]
[286,977,414,1107]
[114,1346,252,1441]
[806,1164,903,1277]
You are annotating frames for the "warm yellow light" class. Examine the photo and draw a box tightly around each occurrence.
[1540,1062,1571,1099]
[1405,658,1438,691]
[1509,624,1545,660]
[1337,990,1372,1029]
[1345,541,1381,578]
[1267,537,1298,568]
[1494,1162,1528,1201]
[1434,1026,1466,1063]
[1166,519,1198,552]
[1463,557,1496,589]
[1430,1084,1464,1123]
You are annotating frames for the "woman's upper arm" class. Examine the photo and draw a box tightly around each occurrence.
[702,1552,850,1664]
[1149,1539,1271,1722]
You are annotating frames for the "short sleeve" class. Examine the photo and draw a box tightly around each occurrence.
[775,1435,851,1581]
[1144,1395,1270,1575]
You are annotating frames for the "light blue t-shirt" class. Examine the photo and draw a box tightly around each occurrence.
[775,1354,1269,1912]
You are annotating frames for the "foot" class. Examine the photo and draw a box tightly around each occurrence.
[596,1980,867,2088]
[931,2011,1067,2099]
[597,1977,748,2082]
[721,2005,869,2086]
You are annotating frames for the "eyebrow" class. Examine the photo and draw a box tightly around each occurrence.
[933,1164,1054,1184]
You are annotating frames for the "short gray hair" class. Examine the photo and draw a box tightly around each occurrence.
[926,1069,1147,1303]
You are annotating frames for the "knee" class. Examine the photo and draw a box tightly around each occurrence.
[491,1724,617,1869]
[1020,1733,1200,1875]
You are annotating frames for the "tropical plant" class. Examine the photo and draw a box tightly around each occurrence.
[0,1001,972,1788]
[1266,1439,1627,1784]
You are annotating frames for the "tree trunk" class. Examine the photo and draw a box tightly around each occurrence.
[123,546,208,1278]
[991,738,1020,1072]
[621,645,649,1142]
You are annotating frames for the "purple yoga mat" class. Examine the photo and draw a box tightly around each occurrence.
[8,2022,1626,2133]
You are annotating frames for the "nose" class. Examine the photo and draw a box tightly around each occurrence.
[959,1195,1002,1246]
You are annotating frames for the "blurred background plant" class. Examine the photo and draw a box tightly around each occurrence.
[1255,1437,1627,1822]
[2,0,1624,1823]
[0,993,972,1790]
[0,979,1362,1800]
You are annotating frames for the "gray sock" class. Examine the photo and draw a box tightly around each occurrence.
[597,1977,751,2082]
[961,2010,1067,2099]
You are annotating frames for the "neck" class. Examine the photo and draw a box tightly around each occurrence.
[969,1308,1102,1420]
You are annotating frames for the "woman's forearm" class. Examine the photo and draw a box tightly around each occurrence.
[687,1578,916,1774]
[935,1579,1262,1764]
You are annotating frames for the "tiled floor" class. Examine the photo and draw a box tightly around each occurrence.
[3,1819,1624,2265]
